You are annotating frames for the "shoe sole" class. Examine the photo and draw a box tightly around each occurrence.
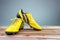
[5,32,17,35]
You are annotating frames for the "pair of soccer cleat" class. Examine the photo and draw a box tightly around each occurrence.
[5,9,42,35]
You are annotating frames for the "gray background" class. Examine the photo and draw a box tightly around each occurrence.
[0,0,60,26]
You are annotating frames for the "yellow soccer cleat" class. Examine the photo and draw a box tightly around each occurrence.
[16,9,42,31]
[5,18,24,35]
[24,13,42,31]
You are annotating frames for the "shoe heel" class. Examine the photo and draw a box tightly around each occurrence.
[19,22,24,30]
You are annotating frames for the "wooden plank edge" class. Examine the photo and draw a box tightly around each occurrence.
[0,26,60,29]
[0,35,60,39]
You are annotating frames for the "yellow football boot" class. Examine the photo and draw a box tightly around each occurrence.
[24,13,42,31]
[16,9,42,31]
[5,18,24,35]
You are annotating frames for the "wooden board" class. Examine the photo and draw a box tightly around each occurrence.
[0,26,60,40]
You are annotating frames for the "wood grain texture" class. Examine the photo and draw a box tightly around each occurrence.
[0,26,60,40]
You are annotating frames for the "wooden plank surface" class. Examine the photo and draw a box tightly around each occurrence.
[0,26,60,40]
